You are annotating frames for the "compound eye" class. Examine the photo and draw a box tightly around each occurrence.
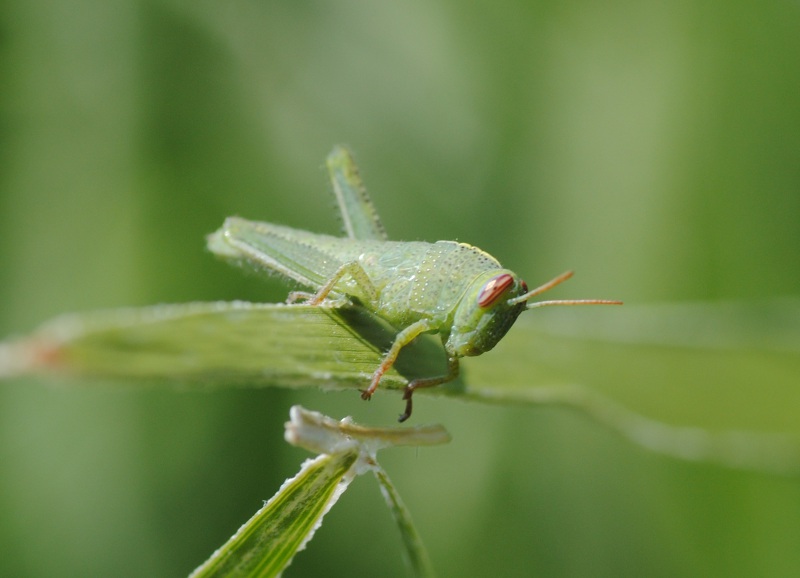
[477,273,514,307]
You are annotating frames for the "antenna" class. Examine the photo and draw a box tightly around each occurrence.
[507,270,622,308]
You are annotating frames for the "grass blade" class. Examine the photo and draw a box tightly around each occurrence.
[372,465,437,578]
[190,449,359,578]
[5,299,800,472]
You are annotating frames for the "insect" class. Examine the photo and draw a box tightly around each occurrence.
[208,146,622,422]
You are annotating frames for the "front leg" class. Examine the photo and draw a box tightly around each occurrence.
[398,355,459,422]
[361,318,434,402]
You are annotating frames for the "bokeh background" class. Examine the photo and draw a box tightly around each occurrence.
[2,1,799,576]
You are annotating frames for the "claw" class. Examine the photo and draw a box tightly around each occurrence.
[397,386,414,422]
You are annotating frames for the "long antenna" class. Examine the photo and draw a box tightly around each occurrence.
[507,270,622,308]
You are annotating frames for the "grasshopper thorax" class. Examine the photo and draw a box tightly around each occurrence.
[445,269,528,358]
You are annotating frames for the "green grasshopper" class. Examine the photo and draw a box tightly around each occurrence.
[208,146,621,421]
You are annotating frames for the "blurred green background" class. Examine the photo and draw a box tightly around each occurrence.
[2,1,799,576]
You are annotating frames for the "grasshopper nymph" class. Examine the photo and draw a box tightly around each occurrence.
[208,146,621,421]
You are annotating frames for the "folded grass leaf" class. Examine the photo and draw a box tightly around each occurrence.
[191,407,448,578]
[190,449,359,578]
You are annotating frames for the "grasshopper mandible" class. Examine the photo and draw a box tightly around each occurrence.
[208,146,621,421]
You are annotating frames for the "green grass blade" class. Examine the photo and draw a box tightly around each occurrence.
[282,405,444,578]
[190,449,359,578]
[457,301,800,473]
[372,465,437,578]
[5,299,800,472]
[465,301,800,435]
[10,302,443,389]
[189,407,448,578]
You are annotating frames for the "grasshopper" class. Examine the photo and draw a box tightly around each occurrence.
[208,146,621,421]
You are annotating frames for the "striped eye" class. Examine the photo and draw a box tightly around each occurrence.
[477,273,514,307]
